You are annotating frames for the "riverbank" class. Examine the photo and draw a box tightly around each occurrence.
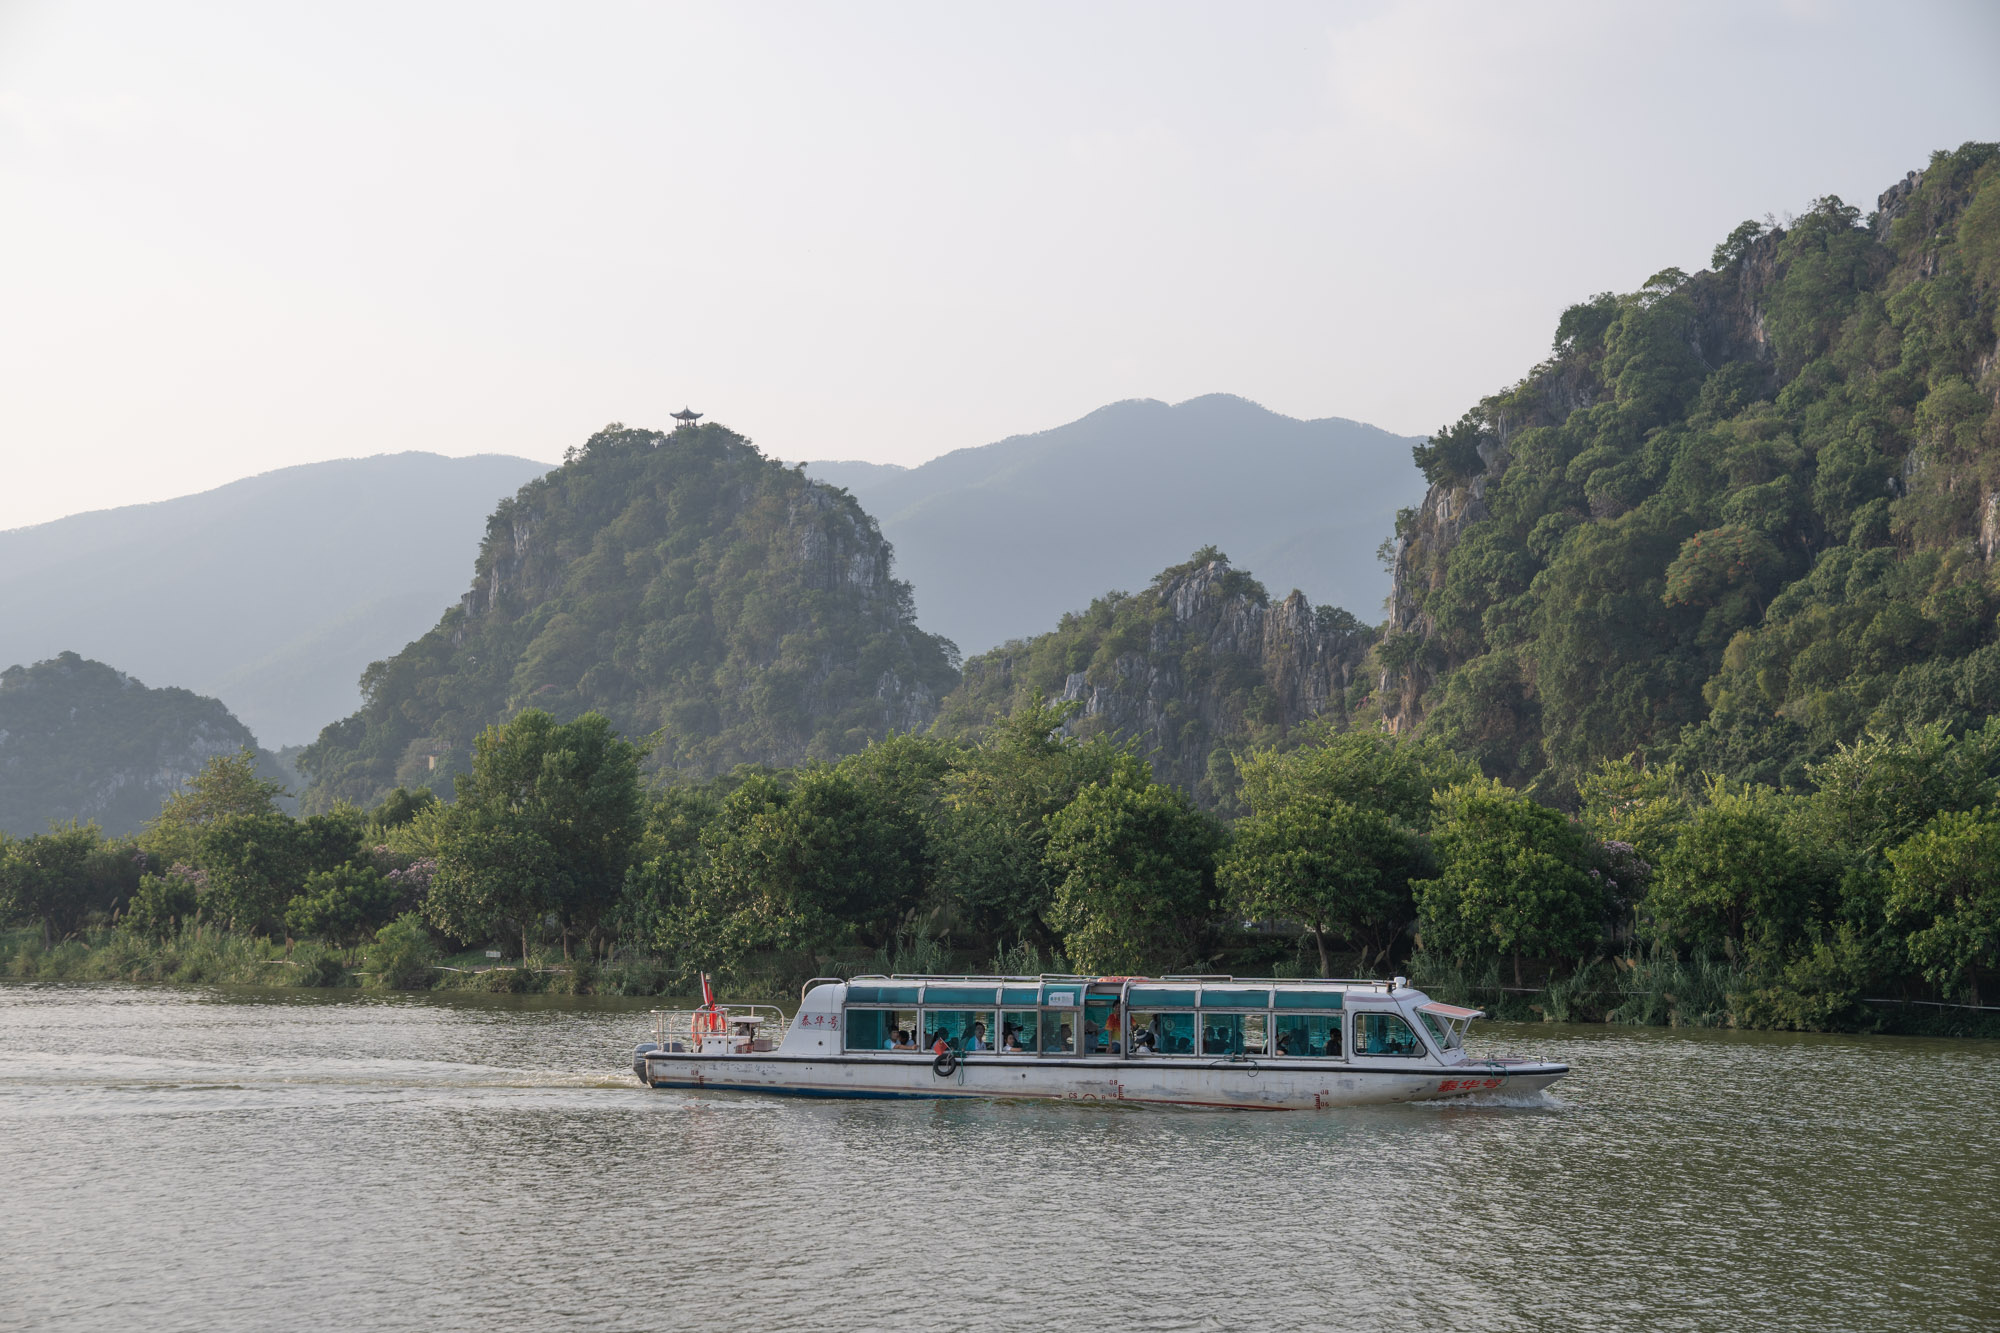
[0,925,684,998]
[8,924,1996,1036]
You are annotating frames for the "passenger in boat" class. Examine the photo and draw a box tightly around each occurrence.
[890,1029,916,1051]
[1001,1025,1027,1053]
[1133,1028,1157,1054]
[967,1022,988,1052]
[1275,1029,1299,1056]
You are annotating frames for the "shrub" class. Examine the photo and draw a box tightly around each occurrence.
[363,912,438,990]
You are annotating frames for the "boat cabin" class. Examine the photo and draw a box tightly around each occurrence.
[801,975,1477,1066]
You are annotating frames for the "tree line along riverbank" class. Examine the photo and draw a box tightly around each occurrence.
[3,704,1997,1036]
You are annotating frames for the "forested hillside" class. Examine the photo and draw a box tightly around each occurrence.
[806,395,1422,655]
[298,423,960,810]
[1381,144,2000,795]
[0,452,546,746]
[937,549,1373,808]
[0,653,289,836]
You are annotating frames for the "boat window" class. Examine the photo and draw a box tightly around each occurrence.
[1201,1012,1267,1057]
[1128,1010,1196,1055]
[999,1011,1039,1053]
[1419,1010,1465,1051]
[924,1009,997,1053]
[1272,1013,1343,1058]
[1041,1013,1076,1055]
[845,1008,919,1051]
[1354,1011,1423,1057]
[1083,1000,1120,1053]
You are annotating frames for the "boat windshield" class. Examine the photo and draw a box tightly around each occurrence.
[1417,1002,1479,1051]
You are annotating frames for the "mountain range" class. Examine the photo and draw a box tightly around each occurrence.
[804,394,1425,654]
[0,452,548,747]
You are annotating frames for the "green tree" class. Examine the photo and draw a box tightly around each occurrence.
[1043,759,1224,975]
[1645,779,1821,962]
[1217,730,1459,975]
[123,870,201,941]
[0,823,142,942]
[432,710,645,958]
[618,783,725,959]
[1886,808,2000,1005]
[285,863,399,946]
[1804,721,2000,856]
[427,808,561,960]
[1221,797,1420,976]
[146,748,288,866]
[1414,778,1602,984]
[933,701,1123,942]
[698,767,926,950]
[195,812,309,935]
[364,912,440,990]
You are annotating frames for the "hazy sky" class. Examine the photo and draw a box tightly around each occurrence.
[3,1,1996,531]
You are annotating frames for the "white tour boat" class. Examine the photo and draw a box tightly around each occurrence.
[631,973,1567,1110]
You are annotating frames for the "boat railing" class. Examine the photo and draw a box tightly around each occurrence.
[847,972,1403,989]
[651,1005,789,1053]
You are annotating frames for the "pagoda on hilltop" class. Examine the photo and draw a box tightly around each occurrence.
[671,407,703,429]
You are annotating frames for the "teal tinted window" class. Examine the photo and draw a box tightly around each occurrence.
[1000,986,1040,1006]
[924,1010,996,1052]
[1201,1012,1267,1055]
[1200,988,1272,1009]
[1354,1012,1423,1056]
[845,1009,890,1052]
[1273,1014,1343,1058]
[999,1011,1039,1052]
[1084,1000,1117,1053]
[847,984,921,1005]
[1129,1011,1196,1056]
[846,1009,917,1051]
[1041,1013,1076,1053]
[1128,987,1197,1008]
[1274,990,1343,1010]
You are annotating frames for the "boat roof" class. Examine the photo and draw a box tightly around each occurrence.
[837,973,1418,997]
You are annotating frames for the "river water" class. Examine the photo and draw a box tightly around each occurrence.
[1,983,1994,1332]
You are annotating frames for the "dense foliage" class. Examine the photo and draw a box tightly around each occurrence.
[1388,144,2000,795]
[0,652,288,837]
[10,711,1993,1028]
[298,422,960,811]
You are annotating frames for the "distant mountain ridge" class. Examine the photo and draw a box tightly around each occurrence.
[804,394,1426,655]
[0,452,549,747]
[0,652,289,837]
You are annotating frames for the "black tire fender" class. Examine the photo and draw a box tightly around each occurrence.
[932,1049,959,1078]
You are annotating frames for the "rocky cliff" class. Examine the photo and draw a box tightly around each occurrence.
[1376,144,2000,790]
[0,652,288,836]
[936,550,1373,807]
[299,422,959,809]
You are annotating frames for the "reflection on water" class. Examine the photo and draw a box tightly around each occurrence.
[2,982,1996,1332]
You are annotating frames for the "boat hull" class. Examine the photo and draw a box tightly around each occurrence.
[634,1052,1566,1109]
